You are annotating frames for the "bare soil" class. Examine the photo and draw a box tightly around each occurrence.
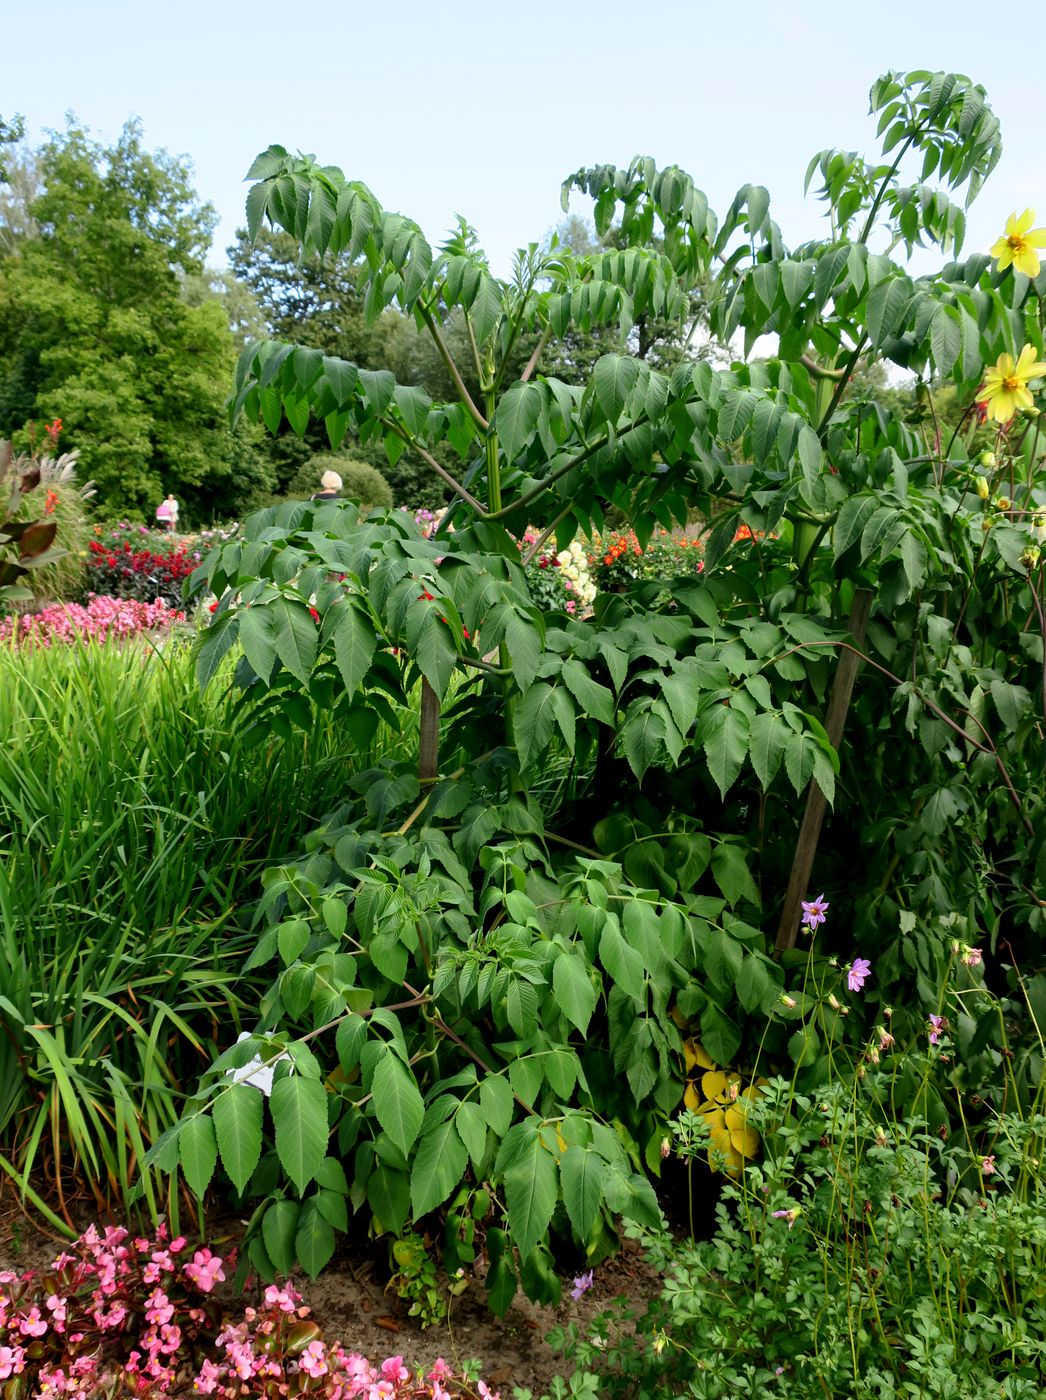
[0,1209,659,1397]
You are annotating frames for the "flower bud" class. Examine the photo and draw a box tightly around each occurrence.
[995,496,1011,511]
[981,517,994,531]
[975,476,990,499]
[1021,545,1041,569]
[979,451,996,469]
[1021,405,1041,418]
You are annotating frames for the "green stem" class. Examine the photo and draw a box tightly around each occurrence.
[418,305,488,430]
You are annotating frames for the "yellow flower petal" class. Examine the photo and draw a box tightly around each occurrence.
[1013,247,1042,279]
[990,236,1013,268]
[986,390,1017,423]
[1015,345,1046,378]
[1009,208,1036,238]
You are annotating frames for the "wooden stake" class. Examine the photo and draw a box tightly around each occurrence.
[775,588,873,953]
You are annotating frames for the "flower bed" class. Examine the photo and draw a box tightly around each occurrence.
[0,1226,497,1398]
[0,597,185,647]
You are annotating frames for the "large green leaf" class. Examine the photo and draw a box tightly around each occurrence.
[271,598,319,685]
[560,1145,604,1241]
[503,1132,559,1261]
[410,1119,468,1217]
[331,600,376,699]
[592,354,641,423]
[370,1050,424,1157]
[701,705,750,798]
[213,1084,263,1195]
[178,1113,217,1200]
[238,605,277,685]
[296,1197,337,1278]
[552,951,598,1035]
[262,1197,300,1274]
[270,1075,329,1195]
[513,682,559,771]
[495,381,544,461]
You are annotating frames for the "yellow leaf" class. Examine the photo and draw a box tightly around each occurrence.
[683,1082,701,1112]
[701,1070,730,1103]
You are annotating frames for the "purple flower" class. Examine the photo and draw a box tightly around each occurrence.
[928,1013,945,1045]
[771,1208,800,1229]
[847,957,871,993]
[570,1270,594,1301]
[800,894,829,930]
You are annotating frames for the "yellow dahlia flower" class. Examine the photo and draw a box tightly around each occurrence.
[979,345,1046,424]
[990,209,1046,279]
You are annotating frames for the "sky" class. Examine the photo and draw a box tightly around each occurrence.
[3,0,1042,278]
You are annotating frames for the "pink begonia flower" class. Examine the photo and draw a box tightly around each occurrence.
[570,1270,594,1301]
[144,1289,174,1326]
[193,1356,222,1394]
[0,1345,25,1378]
[928,1013,945,1045]
[300,1340,329,1378]
[263,1284,299,1313]
[982,1155,996,1175]
[184,1248,225,1293]
[800,894,829,930]
[18,1305,48,1336]
[380,1355,410,1382]
[878,1027,894,1051]
[963,947,983,966]
[772,1208,801,1229]
[847,957,871,992]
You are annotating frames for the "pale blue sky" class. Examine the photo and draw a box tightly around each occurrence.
[4,0,1041,276]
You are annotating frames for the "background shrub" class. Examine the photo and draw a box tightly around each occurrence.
[286,453,393,509]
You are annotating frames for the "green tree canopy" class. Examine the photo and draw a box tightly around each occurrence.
[0,119,270,520]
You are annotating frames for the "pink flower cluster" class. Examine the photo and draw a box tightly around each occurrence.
[0,1225,498,1400]
[0,596,185,647]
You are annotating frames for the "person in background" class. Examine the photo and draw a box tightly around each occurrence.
[311,470,342,502]
[155,493,179,532]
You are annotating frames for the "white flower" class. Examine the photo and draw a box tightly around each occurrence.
[225,1031,292,1097]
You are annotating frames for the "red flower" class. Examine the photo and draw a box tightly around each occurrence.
[208,601,219,613]
[308,606,320,624]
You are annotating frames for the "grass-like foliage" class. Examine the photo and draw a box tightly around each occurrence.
[0,639,381,1227]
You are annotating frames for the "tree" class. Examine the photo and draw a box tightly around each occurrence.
[0,120,270,519]
[172,72,1046,1307]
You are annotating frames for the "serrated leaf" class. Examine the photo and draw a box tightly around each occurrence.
[561,659,615,725]
[592,354,641,423]
[271,598,319,685]
[262,1198,299,1275]
[560,1146,604,1241]
[238,605,277,685]
[213,1084,264,1195]
[270,1075,329,1195]
[371,1051,424,1156]
[496,380,544,461]
[295,1198,336,1278]
[480,1074,514,1135]
[503,1134,559,1261]
[411,1119,468,1217]
[179,1114,217,1200]
[552,951,597,1036]
[701,705,750,798]
[748,710,787,789]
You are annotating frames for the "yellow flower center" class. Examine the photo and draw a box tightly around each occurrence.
[1008,234,1026,251]
[1002,374,1020,391]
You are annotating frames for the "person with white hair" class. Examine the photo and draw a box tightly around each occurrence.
[311,470,342,502]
